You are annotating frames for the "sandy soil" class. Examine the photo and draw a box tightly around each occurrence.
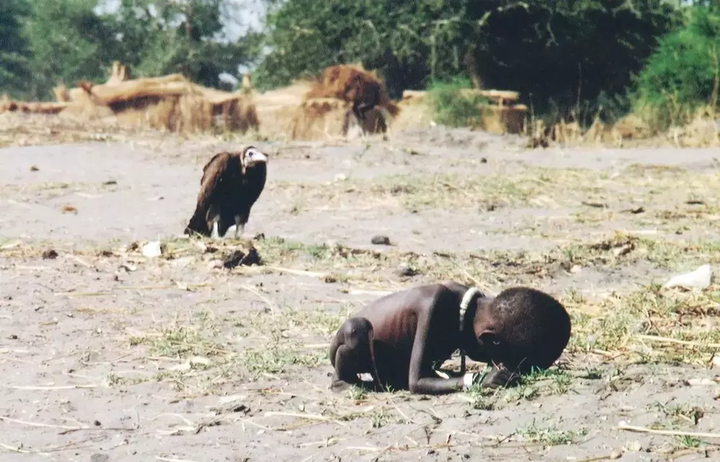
[1,126,720,461]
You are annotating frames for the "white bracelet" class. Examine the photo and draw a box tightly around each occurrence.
[462,373,476,390]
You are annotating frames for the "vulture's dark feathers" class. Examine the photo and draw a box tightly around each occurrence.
[184,146,268,238]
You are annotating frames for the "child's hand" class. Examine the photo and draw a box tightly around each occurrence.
[480,365,520,389]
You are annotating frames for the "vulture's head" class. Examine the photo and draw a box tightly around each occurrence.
[242,146,268,169]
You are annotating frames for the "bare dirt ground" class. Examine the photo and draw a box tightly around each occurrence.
[1,115,720,461]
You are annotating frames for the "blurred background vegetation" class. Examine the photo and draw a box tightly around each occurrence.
[2,0,720,130]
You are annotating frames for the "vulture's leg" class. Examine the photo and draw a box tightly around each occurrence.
[234,215,247,239]
[210,221,220,240]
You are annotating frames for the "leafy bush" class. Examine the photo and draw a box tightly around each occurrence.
[428,77,488,127]
[635,7,720,129]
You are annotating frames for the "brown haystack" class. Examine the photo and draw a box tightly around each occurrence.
[307,64,400,118]
[60,66,259,134]
[252,81,313,140]
[284,64,401,140]
[287,96,394,141]
[3,61,259,134]
[290,98,352,141]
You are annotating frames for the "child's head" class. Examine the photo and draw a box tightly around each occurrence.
[471,287,571,372]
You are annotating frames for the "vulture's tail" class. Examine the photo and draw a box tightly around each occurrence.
[184,209,210,236]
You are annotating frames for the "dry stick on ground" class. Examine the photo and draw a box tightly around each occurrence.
[263,411,348,427]
[1,383,103,390]
[618,422,720,439]
[636,335,720,349]
[156,457,198,462]
[237,284,279,314]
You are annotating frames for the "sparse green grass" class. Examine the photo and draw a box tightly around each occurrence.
[651,402,705,426]
[565,282,720,365]
[676,435,703,448]
[266,162,720,216]
[518,420,588,446]
[129,324,223,358]
[240,345,325,376]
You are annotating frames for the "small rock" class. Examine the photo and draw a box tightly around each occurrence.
[371,235,391,245]
[41,249,58,260]
[103,180,117,186]
[93,420,102,426]
[8,334,18,340]
[30,165,39,172]
[480,157,488,163]
[334,173,348,182]
[609,451,623,459]
[395,263,418,277]
[61,204,78,214]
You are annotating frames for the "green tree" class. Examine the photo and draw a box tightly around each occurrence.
[25,0,116,99]
[635,5,720,128]
[0,0,32,98]
[106,0,261,88]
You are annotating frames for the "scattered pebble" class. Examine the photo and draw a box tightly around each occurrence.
[395,263,418,277]
[480,157,488,163]
[30,165,39,172]
[371,235,391,245]
[90,454,109,462]
[41,249,58,259]
[61,204,78,214]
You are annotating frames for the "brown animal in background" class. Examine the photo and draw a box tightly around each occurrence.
[307,65,400,134]
[329,282,571,395]
[184,146,268,239]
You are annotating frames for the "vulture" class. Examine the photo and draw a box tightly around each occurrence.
[184,146,268,239]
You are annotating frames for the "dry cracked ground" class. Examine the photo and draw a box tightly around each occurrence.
[1,115,720,462]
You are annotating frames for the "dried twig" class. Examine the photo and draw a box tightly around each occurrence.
[2,383,103,390]
[636,335,720,349]
[238,284,279,314]
[618,422,720,439]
